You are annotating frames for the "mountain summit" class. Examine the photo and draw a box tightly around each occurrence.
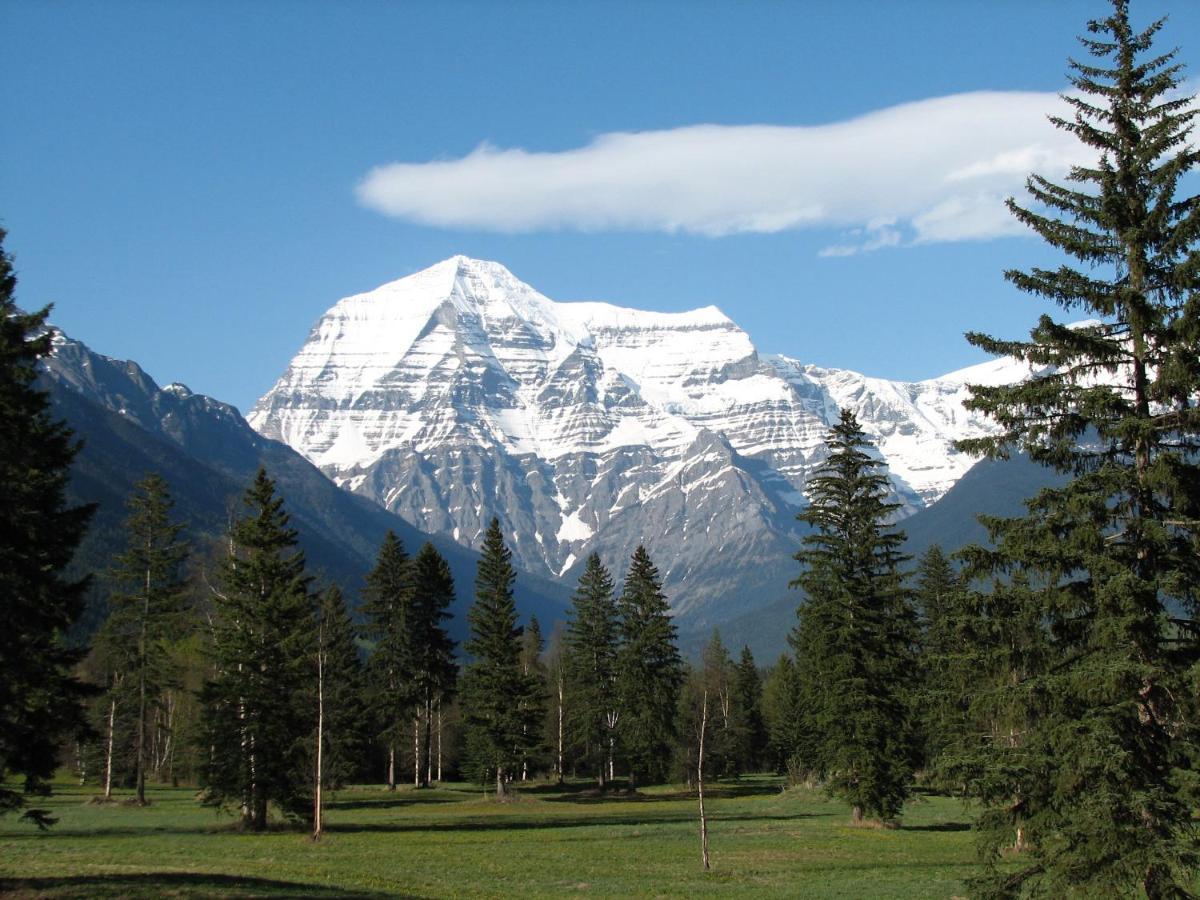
[249,257,1010,624]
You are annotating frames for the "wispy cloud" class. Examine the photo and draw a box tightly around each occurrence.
[356,90,1099,249]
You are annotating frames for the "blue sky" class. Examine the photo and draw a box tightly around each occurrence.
[3,0,1198,412]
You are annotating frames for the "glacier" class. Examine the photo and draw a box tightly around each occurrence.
[249,255,1023,621]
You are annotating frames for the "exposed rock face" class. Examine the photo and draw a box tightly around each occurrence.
[249,256,1016,623]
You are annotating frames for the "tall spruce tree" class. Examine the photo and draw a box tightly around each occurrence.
[409,542,456,787]
[789,410,916,823]
[0,228,95,828]
[730,645,767,775]
[699,631,736,779]
[518,616,547,780]
[615,545,683,787]
[956,2,1200,894]
[103,473,189,805]
[564,552,622,786]
[461,519,539,795]
[913,545,968,781]
[361,530,415,791]
[311,585,365,840]
[200,468,312,829]
[761,654,807,777]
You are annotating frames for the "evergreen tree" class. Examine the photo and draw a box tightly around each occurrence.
[200,468,313,829]
[760,655,806,777]
[729,646,767,775]
[564,553,622,786]
[0,228,95,828]
[789,410,916,823]
[518,615,548,780]
[913,545,967,779]
[102,473,189,805]
[461,519,538,795]
[313,585,365,790]
[615,545,683,787]
[956,3,1200,893]
[311,585,365,839]
[699,631,736,779]
[361,530,415,790]
[409,542,457,787]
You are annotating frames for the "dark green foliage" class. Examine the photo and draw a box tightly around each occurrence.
[954,3,1200,894]
[410,543,457,787]
[698,631,736,779]
[913,545,969,781]
[518,616,548,779]
[760,655,805,777]
[360,530,415,788]
[461,519,540,794]
[615,545,683,787]
[730,646,767,775]
[101,473,189,804]
[313,585,366,792]
[564,552,621,786]
[0,229,96,827]
[789,410,916,822]
[199,469,313,829]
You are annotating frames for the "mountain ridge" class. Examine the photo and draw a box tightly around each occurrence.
[249,256,1025,622]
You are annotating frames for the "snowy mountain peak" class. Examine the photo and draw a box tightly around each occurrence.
[249,258,1007,617]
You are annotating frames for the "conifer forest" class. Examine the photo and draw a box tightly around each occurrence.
[2,1,1199,896]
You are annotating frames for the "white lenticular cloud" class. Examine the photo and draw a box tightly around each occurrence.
[356,90,1097,249]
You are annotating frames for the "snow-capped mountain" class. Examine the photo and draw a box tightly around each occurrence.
[249,256,1020,622]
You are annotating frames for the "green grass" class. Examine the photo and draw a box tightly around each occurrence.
[0,776,983,898]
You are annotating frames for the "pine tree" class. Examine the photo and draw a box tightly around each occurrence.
[461,519,538,796]
[361,530,415,791]
[729,646,767,775]
[564,553,622,787]
[0,228,95,828]
[409,542,457,787]
[955,3,1200,893]
[102,473,190,805]
[200,468,313,829]
[311,585,365,840]
[615,545,683,787]
[699,631,736,779]
[789,410,916,823]
[760,655,806,777]
[518,616,547,781]
[912,545,966,780]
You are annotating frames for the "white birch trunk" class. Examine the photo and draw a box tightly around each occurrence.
[698,688,710,872]
[104,695,117,800]
[436,698,443,782]
[556,671,564,784]
[313,629,324,842]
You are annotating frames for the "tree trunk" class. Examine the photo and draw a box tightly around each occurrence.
[556,672,564,784]
[136,561,150,806]
[423,695,433,787]
[104,695,117,800]
[436,699,442,783]
[313,637,324,842]
[413,714,421,787]
[496,766,505,798]
[388,744,396,792]
[698,688,711,872]
[852,805,864,824]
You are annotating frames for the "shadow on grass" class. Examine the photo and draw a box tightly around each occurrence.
[531,779,781,804]
[325,793,459,811]
[902,821,972,833]
[328,811,813,836]
[0,873,399,899]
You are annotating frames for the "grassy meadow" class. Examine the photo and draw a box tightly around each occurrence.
[0,775,985,898]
